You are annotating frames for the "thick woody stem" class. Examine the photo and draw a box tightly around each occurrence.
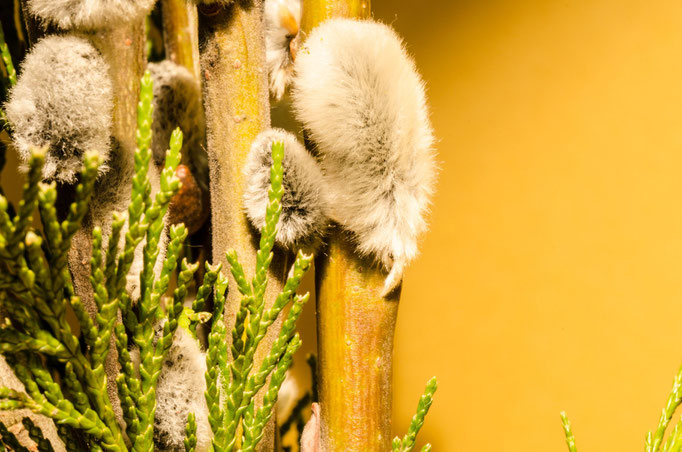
[198,3,287,450]
[314,229,398,451]
[301,2,401,451]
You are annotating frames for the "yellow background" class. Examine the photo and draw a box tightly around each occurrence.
[366,0,682,450]
[5,0,682,450]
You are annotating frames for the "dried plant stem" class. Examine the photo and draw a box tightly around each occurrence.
[161,0,201,78]
[300,2,404,450]
[198,3,287,450]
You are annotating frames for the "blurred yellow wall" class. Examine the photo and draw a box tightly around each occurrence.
[368,0,682,450]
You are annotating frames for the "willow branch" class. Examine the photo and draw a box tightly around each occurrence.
[300,1,404,450]
[198,3,288,450]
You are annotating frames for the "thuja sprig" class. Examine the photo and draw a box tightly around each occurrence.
[645,362,682,452]
[184,412,197,452]
[127,110,186,452]
[566,359,682,451]
[203,141,312,452]
[0,20,16,89]
[0,153,126,451]
[393,377,438,452]
[205,272,229,450]
[0,147,130,451]
[0,70,199,451]
[241,334,302,451]
[560,412,578,452]
[0,68,314,451]
[114,70,155,321]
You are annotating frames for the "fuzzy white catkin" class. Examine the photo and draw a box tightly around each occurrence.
[291,19,436,296]
[300,402,320,452]
[154,328,211,452]
[243,128,327,251]
[264,0,301,100]
[6,35,113,184]
[275,373,297,422]
[28,0,156,29]
[148,60,208,191]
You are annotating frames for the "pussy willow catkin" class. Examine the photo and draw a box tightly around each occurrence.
[292,19,436,295]
[264,0,302,100]
[28,0,156,29]
[244,128,328,252]
[6,35,113,183]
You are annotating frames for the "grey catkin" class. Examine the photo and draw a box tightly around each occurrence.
[292,19,437,296]
[28,0,156,30]
[154,328,211,452]
[264,0,301,100]
[148,60,208,191]
[5,35,113,184]
[243,128,328,252]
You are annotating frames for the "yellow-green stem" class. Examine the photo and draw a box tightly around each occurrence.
[301,2,403,450]
[301,0,370,30]
[315,229,398,451]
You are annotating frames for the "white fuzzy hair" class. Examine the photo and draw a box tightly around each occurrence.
[300,402,320,452]
[27,0,156,29]
[291,19,436,296]
[6,35,113,183]
[154,328,211,451]
[265,0,301,100]
[148,61,208,192]
[243,128,327,252]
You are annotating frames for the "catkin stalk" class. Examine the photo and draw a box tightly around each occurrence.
[300,2,401,451]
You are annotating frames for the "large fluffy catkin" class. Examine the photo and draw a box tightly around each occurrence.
[148,60,208,191]
[27,0,156,29]
[5,35,113,184]
[154,328,211,452]
[264,0,301,100]
[243,128,327,252]
[291,19,436,296]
